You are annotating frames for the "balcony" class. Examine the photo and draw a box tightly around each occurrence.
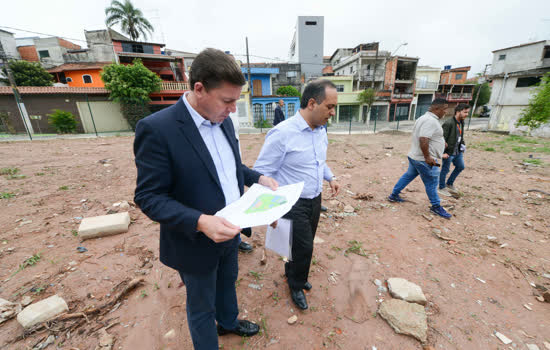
[435,92,473,101]
[416,81,439,90]
[160,81,189,91]
[358,70,385,81]
[393,93,413,99]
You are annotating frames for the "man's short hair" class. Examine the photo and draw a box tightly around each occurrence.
[431,98,447,107]
[189,48,245,91]
[300,79,337,109]
[455,103,470,114]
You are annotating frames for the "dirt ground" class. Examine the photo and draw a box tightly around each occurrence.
[0,130,549,350]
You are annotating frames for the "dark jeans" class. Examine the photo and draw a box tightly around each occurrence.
[284,194,322,290]
[178,240,239,350]
[439,153,465,189]
[391,157,441,206]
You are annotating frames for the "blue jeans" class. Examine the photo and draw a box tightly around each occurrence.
[178,240,240,350]
[439,153,465,189]
[391,157,441,206]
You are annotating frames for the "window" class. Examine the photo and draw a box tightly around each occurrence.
[335,84,344,92]
[121,43,154,54]
[455,73,463,80]
[38,50,50,58]
[498,54,506,61]
[516,76,541,88]
[287,103,295,116]
[305,21,317,25]
[286,71,297,78]
[66,77,73,82]
[543,46,550,59]
[349,67,353,74]
[82,75,93,84]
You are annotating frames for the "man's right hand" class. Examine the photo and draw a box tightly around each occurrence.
[197,214,241,243]
[425,156,437,166]
[442,153,449,160]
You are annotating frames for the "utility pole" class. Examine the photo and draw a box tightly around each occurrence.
[371,42,379,89]
[245,37,254,129]
[468,63,491,130]
[0,40,33,140]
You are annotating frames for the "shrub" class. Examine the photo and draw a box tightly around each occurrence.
[48,109,77,134]
[276,86,301,97]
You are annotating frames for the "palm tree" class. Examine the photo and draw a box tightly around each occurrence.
[105,0,154,41]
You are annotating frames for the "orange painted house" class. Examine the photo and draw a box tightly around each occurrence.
[48,62,110,87]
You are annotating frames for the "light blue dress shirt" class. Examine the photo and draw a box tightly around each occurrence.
[254,112,334,199]
[183,93,240,206]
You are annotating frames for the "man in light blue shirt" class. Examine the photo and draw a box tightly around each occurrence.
[254,80,340,310]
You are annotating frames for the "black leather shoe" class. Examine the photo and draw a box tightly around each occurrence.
[218,320,260,337]
[320,205,328,212]
[303,282,312,291]
[290,288,308,310]
[238,241,253,253]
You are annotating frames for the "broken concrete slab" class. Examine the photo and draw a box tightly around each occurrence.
[17,294,68,329]
[0,297,21,324]
[78,212,131,241]
[287,315,298,325]
[378,299,427,343]
[387,278,427,305]
[494,331,512,345]
[526,344,540,350]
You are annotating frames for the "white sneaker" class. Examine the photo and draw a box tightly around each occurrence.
[447,185,458,193]
[438,188,452,197]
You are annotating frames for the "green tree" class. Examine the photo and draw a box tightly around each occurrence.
[357,88,376,122]
[516,73,550,129]
[470,82,491,108]
[1,60,53,86]
[276,85,301,97]
[105,0,154,41]
[101,59,161,130]
[48,109,78,134]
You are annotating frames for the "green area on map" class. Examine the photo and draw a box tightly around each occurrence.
[245,194,287,214]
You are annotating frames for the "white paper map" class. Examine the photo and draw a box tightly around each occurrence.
[215,182,304,229]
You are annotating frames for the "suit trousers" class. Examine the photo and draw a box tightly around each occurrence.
[284,194,322,290]
[178,239,239,350]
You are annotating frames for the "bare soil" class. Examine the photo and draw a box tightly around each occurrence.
[0,131,549,350]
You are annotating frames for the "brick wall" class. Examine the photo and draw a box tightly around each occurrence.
[57,38,81,50]
[18,46,39,61]
[440,70,469,84]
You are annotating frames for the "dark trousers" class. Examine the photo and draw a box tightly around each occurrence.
[178,240,239,350]
[284,194,322,290]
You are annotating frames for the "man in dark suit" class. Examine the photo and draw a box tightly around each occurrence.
[134,48,278,350]
[273,99,285,125]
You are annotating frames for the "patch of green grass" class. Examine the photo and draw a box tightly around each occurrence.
[1,192,15,199]
[345,240,367,257]
[235,278,242,288]
[0,167,19,175]
[11,253,41,277]
[249,270,263,282]
[484,147,495,152]
[139,290,148,298]
[524,158,543,165]
[259,316,269,338]
[59,185,69,191]
[34,172,45,176]
[328,139,338,144]
[72,230,78,237]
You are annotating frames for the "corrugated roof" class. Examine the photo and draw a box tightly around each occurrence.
[0,86,109,95]
[47,62,111,73]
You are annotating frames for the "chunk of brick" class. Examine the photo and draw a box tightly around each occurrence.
[78,212,130,241]
[17,295,68,328]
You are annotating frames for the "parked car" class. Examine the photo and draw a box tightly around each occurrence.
[479,105,491,118]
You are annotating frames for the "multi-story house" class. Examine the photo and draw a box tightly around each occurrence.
[411,66,441,118]
[487,40,550,135]
[436,65,474,116]
[384,55,419,121]
[16,36,81,69]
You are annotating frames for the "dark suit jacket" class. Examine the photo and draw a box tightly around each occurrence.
[134,98,261,274]
[273,105,285,126]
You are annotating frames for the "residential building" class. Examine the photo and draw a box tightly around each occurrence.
[241,65,279,97]
[0,29,20,60]
[410,66,441,118]
[436,65,474,116]
[487,40,550,136]
[289,16,324,79]
[0,29,20,86]
[16,36,82,68]
[44,29,189,105]
[332,43,388,91]
[385,56,419,121]
[165,49,197,77]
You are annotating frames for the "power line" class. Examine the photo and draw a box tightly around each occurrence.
[1,25,332,67]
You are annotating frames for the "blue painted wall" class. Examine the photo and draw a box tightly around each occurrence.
[243,73,271,96]
[251,96,301,121]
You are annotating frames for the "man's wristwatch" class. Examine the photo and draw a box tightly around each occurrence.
[330,176,337,182]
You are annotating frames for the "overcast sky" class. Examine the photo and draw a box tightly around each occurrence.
[2,0,549,75]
